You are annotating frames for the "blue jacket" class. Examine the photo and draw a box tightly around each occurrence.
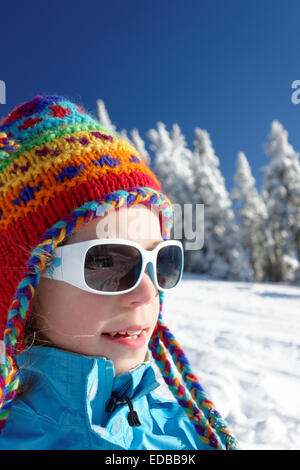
[0,346,213,450]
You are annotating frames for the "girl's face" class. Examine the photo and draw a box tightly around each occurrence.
[34,205,163,375]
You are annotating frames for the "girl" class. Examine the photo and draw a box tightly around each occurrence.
[0,94,239,450]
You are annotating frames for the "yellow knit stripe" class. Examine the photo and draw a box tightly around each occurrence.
[0,155,160,230]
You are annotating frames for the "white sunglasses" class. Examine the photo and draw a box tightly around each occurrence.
[40,238,184,295]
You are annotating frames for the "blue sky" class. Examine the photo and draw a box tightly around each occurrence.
[1,0,300,192]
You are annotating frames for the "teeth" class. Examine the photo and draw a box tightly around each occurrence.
[107,330,142,338]
[127,335,138,340]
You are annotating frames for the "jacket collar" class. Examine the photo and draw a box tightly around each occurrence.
[16,346,161,427]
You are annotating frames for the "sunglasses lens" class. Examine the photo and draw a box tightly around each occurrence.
[84,244,142,292]
[157,245,182,289]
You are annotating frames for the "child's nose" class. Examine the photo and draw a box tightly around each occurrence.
[119,266,158,307]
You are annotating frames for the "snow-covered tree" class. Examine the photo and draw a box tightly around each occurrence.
[232,152,267,281]
[147,122,195,253]
[130,128,151,166]
[96,99,150,165]
[262,120,300,282]
[188,128,252,281]
[96,99,117,133]
[147,122,194,203]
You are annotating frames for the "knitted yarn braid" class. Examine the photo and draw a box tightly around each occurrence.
[152,314,240,450]
[149,312,223,449]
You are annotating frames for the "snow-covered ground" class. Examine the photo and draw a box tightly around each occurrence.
[152,273,300,450]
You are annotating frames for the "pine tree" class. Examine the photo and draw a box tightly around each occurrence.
[130,128,151,166]
[189,128,252,281]
[147,122,194,204]
[262,120,300,282]
[232,152,267,281]
[96,99,117,133]
[147,122,195,260]
[96,100,150,165]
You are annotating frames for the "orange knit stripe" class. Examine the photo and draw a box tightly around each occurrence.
[0,169,160,231]
[0,162,160,230]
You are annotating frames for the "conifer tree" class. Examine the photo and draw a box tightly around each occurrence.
[97,100,150,165]
[232,152,267,281]
[189,128,252,280]
[262,120,300,282]
[147,122,195,263]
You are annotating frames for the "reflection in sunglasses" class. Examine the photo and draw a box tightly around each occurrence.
[84,250,142,292]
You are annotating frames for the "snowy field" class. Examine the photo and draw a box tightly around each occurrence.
[152,273,300,450]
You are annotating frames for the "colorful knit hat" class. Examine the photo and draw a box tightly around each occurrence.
[0,94,240,449]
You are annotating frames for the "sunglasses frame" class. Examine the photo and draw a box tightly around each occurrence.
[40,238,184,295]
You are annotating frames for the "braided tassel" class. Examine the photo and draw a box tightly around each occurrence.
[0,344,20,432]
[149,322,224,449]
[156,314,240,450]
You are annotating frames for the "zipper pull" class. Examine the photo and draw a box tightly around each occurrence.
[105,391,119,412]
[105,392,141,427]
[123,396,141,427]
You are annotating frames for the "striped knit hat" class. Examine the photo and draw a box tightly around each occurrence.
[0,94,239,449]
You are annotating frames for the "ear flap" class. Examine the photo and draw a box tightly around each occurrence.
[0,132,20,160]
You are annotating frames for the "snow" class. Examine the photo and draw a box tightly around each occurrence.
[152,272,300,450]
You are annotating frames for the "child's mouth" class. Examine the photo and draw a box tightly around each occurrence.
[102,329,147,349]
[104,329,142,339]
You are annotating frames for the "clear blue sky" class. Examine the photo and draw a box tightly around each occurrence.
[1,0,300,191]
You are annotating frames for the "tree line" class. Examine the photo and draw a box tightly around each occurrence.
[97,100,300,284]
